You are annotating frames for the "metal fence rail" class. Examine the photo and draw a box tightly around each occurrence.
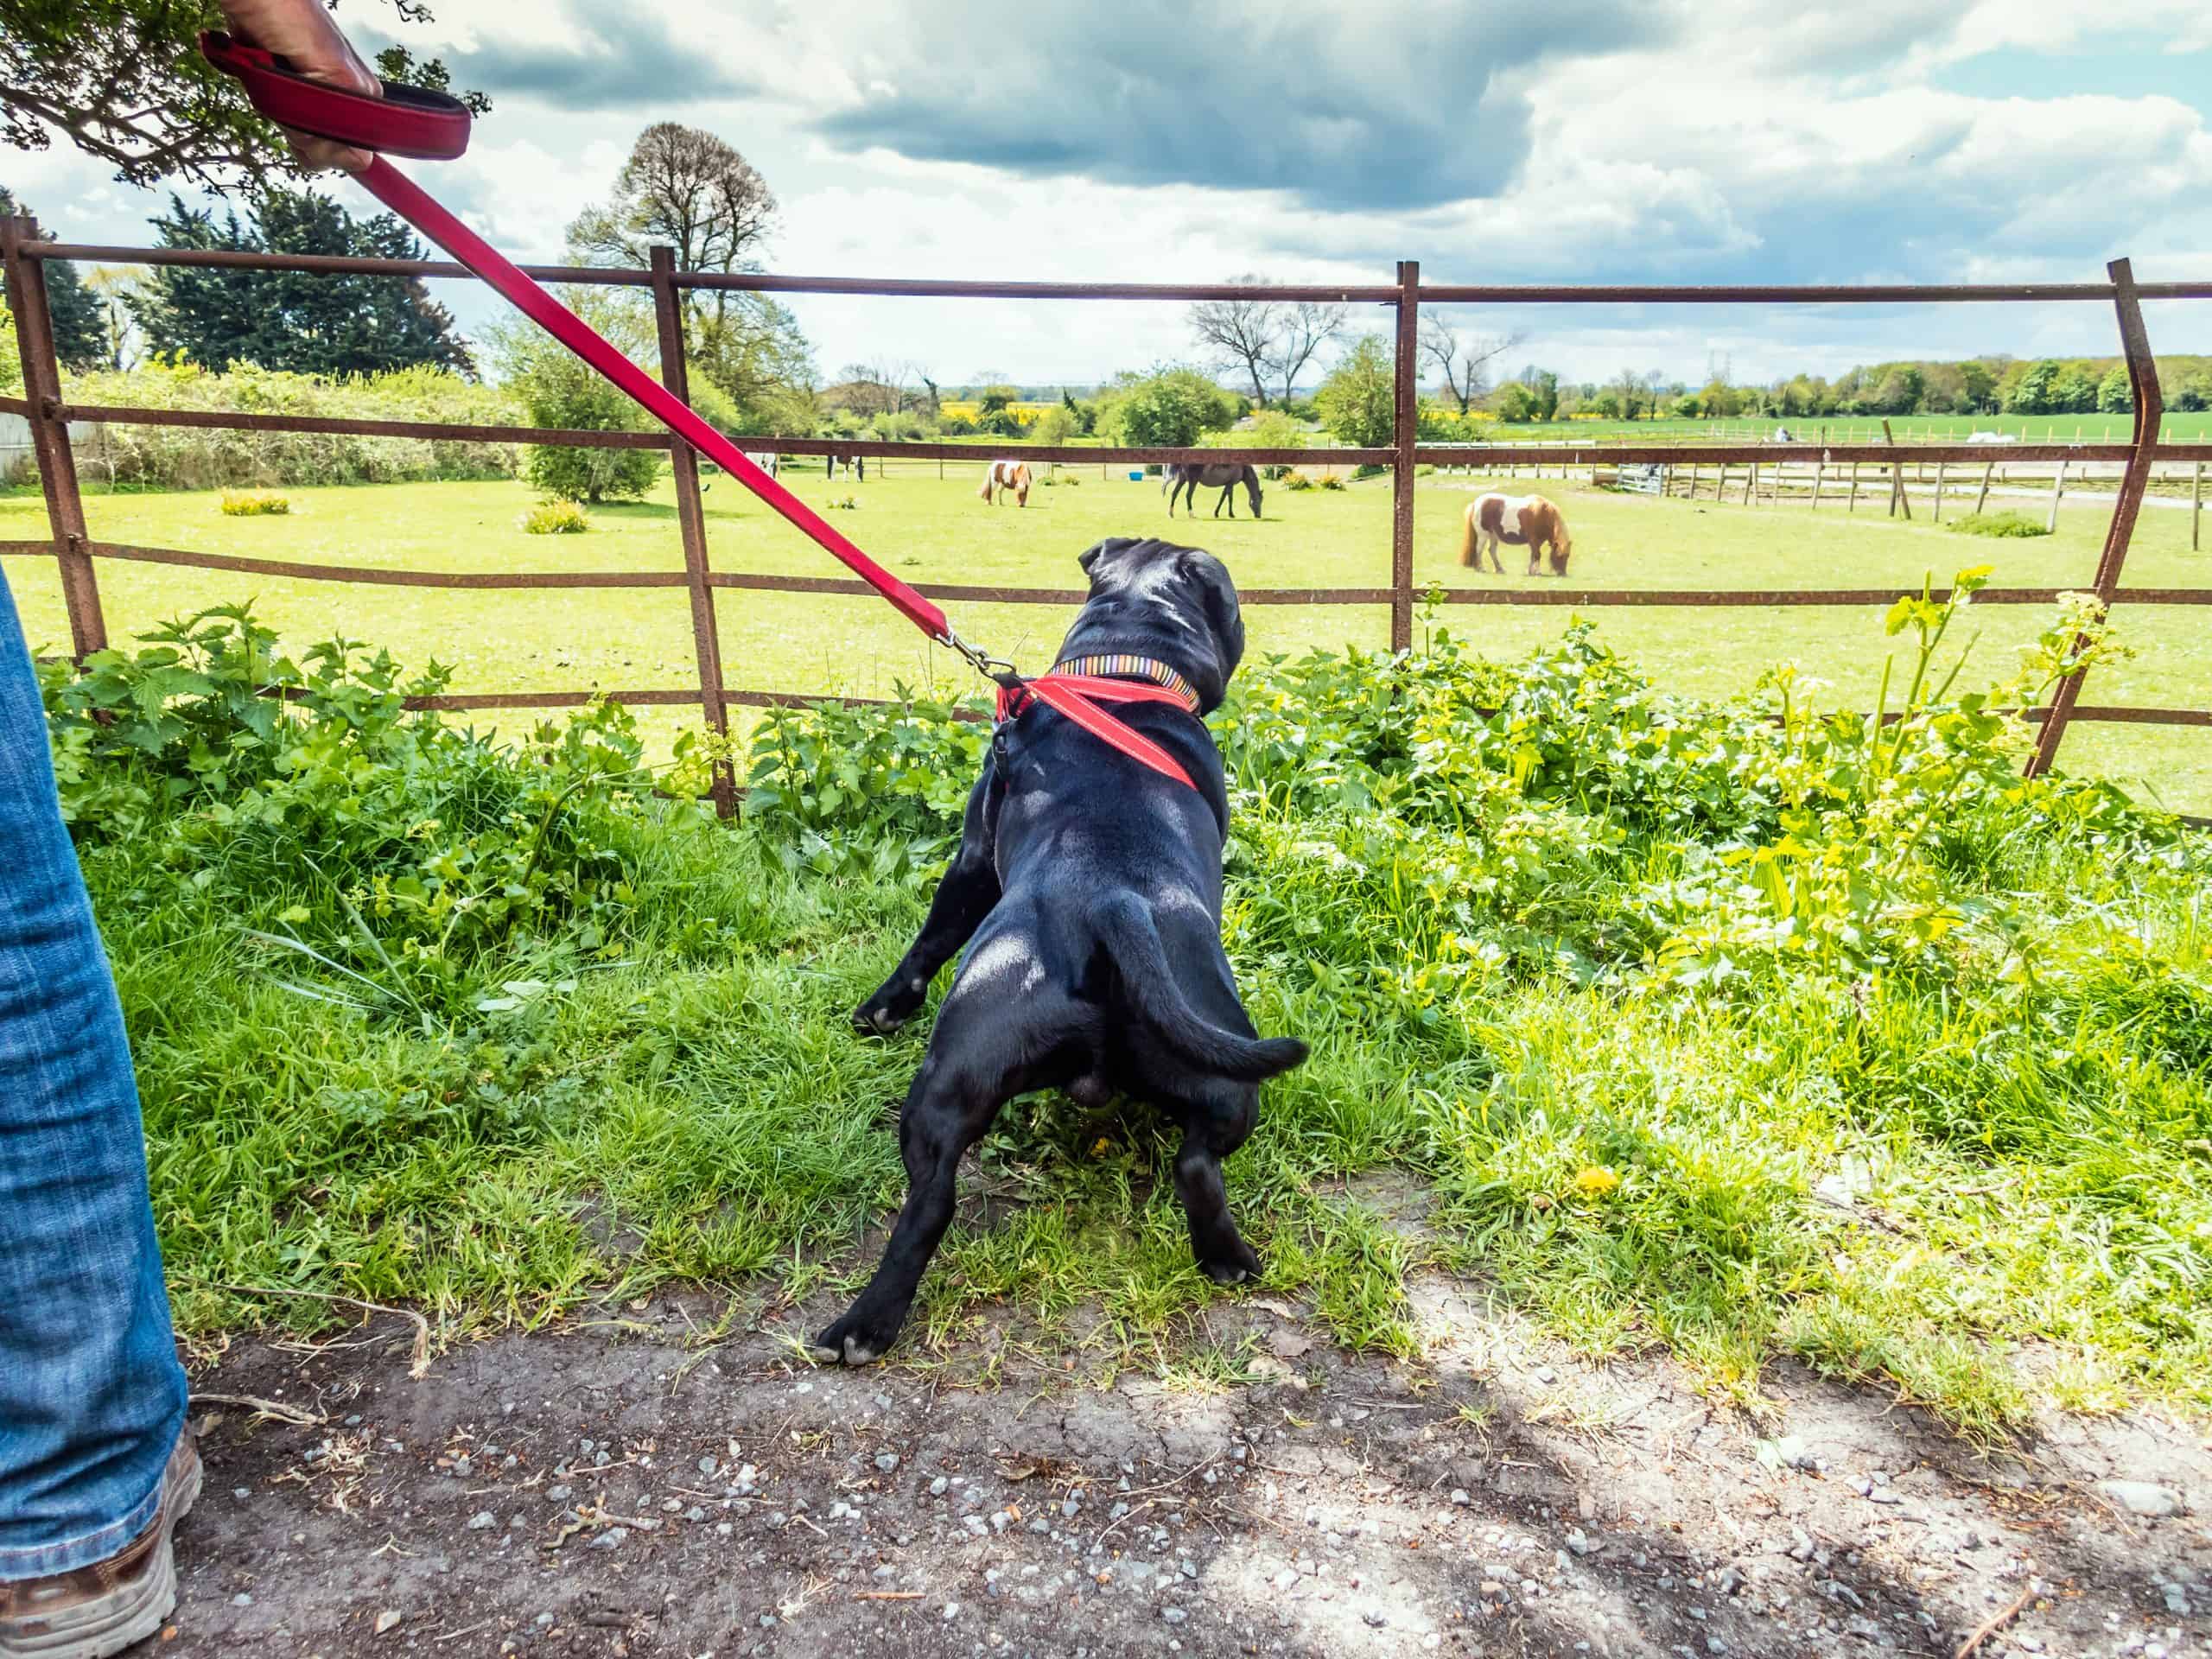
[3,217,2207,815]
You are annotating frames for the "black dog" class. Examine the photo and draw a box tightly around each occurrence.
[815,537,1308,1365]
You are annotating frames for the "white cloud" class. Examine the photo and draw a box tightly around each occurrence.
[1903,0,2212,73]
[6,0,2208,385]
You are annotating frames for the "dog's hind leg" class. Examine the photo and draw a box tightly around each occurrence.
[1166,1081,1263,1285]
[819,951,1089,1363]
[854,766,1001,1035]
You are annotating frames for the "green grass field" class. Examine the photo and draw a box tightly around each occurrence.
[6,465,2208,809]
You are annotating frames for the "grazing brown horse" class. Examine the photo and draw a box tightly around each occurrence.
[1458,492,1571,575]
[978,459,1032,506]
[1164,461,1262,519]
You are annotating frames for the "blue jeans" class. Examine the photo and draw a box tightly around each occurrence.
[0,573,188,1580]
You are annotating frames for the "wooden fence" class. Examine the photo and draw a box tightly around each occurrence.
[4,219,2210,814]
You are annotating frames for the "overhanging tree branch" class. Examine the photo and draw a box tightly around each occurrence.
[0,0,486,192]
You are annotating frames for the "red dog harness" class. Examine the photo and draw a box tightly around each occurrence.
[200,29,1204,791]
[996,656,1202,790]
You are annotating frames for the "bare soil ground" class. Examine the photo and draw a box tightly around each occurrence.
[157,1264,2209,1659]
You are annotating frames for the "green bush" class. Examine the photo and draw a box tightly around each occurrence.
[219,490,289,516]
[1029,404,1077,446]
[1212,407,1308,478]
[1949,510,2051,538]
[1316,335,1395,448]
[521,499,590,534]
[1096,365,1238,448]
[62,361,520,490]
[486,289,663,505]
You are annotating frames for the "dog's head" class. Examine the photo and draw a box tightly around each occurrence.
[1065,537,1245,711]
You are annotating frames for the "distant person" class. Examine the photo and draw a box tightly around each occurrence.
[0,0,371,1650]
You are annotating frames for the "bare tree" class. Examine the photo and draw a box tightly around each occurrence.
[1609,367,1649,420]
[1269,298,1346,404]
[836,360,907,417]
[1188,276,1282,407]
[568,123,777,334]
[86,265,147,372]
[1420,311,1527,414]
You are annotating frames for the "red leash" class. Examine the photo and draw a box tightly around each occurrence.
[200,30,1201,790]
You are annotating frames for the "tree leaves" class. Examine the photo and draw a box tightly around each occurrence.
[125,188,472,376]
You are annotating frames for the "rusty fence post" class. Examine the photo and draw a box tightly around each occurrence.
[2028,257,2162,779]
[1,215,105,658]
[649,245,736,817]
[1390,260,1419,652]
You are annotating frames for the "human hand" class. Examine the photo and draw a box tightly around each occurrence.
[217,0,383,173]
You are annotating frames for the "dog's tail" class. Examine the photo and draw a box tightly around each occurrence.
[1094,894,1307,1083]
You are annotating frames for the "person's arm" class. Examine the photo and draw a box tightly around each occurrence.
[217,0,383,173]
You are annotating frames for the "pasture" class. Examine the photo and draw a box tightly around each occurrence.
[6,463,2208,810]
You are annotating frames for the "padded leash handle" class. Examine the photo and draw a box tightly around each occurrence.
[200,30,472,160]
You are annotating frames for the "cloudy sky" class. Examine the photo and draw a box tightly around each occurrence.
[14,0,2212,388]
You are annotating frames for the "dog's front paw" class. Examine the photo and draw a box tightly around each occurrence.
[1198,1236,1264,1287]
[851,975,928,1038]
[850,1000,904,1038]
[812,1304,904,1366]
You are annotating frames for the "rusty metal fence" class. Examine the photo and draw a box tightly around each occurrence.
[4,219,2210,815]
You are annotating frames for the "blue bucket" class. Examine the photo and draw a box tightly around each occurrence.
[1127,469,1144,482]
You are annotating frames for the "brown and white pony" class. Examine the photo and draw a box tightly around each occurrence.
[1458,492,1572,575]
[978,459,1032,506]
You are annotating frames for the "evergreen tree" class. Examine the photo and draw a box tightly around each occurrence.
[0,186,104,370]
[127,188,471,376]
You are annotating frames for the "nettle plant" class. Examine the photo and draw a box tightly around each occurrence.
[736,690,993,884]
[1648,569,2147,989]
[732,569,2174,1010]
[43,605,659,1014]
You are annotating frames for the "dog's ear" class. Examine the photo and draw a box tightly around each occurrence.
[1078,536,1146,575]
[1178,550,1244,681]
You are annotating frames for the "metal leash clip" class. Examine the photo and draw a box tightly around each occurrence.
[938,626,1024,692]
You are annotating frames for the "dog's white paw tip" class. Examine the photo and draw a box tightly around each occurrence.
[842,1336,880,1365]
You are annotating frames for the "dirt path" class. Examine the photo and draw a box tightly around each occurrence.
[162,1279,2208,1658]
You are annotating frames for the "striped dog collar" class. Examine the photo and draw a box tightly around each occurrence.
[1047,653,1200,715]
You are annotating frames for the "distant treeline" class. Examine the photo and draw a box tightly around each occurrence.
[1509,355,2212,423]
